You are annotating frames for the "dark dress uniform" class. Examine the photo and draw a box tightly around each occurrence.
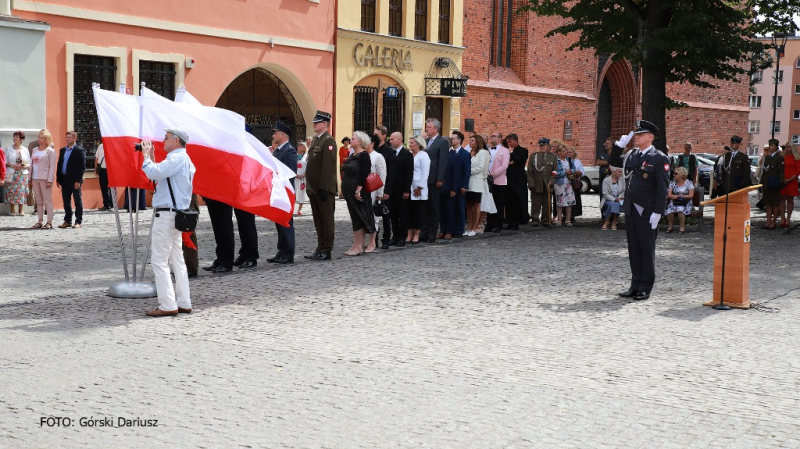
[270,132,298,263]
[526,150,557,225]
[721,150,751,193]
[622,143,670,299]
[305,112,338,259]
[761,152,785,206]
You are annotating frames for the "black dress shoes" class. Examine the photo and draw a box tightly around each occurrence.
[233,257,246,267]
[211,265,232,273]
[304,252,321,260]
[267,256,293,264]
[188,273,198,279]
[380,243,390,250]
[493,228,501,234]
[202,263,218,272]
[395,240,406,247]
[618,288,637,298]
[426,237,436,243]
[239,260,257,269]
[313,252,331,261]
[388,240,399,247]
[633,291,650,301]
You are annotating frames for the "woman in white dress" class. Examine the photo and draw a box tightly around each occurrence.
[408,135,430,244]
[465,134,490,236]
[294,142,309,215]
[366,134,386,253]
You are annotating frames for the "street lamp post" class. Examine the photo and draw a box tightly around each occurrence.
[771,33,788,140]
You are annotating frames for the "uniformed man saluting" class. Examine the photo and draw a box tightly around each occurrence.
[618,120,670,301]
[304,111,338,261]
[719,135,751,194]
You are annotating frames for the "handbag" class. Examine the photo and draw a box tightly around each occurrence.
[568,159,582,191]
[672,198,689,206]
[373,198,389,216]
[166,177,199,232]
[365,172,383,193]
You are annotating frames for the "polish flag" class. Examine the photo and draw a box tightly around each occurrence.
[92,87,153,189]
[93,85,295,226]
[139,87,295,225]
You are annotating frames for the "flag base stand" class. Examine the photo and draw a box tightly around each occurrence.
[108,281,157,299]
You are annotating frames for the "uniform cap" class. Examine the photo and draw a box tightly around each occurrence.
[730,135,743,143]
[272,121,293,137]
[312,111,332,123]
[538,137,550,145]
[633,120,659,135]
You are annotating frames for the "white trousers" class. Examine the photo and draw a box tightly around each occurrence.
[150,211,191,311]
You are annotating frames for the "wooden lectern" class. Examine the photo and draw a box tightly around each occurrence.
[699,185,760,309]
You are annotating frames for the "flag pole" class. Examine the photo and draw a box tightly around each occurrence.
[140,209,154,282]
[104,82,156,298]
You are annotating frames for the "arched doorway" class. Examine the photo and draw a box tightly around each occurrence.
[352,74,406,135]
[595,59,637,157]
[216,68,306,147]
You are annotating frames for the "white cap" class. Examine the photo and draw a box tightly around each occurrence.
[164,127,189,143]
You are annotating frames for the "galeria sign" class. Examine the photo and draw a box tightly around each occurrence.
[353,43,413,73]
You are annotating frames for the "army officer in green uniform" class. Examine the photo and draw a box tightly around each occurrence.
[304,111,338,261]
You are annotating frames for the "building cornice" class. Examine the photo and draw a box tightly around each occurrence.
[338,28,464,56]
[468,79,595,101]
[13,0,334,52]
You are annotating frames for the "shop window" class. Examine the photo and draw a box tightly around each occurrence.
[382,87,405,135]
[73,54,116,169]
[389,0,403,37]
[353,86,379,133]
[491,0,514,67]
[438,0,451,44]
[361,0,376,33]
[425,97,444,124]
[140,60,176,101]
[414,0,428,40]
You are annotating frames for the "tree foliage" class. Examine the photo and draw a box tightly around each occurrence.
[519,0,800,149]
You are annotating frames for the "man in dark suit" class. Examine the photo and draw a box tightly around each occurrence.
[268,121,298,264]
[202,197,235,273]
[374,126,394,248]
[618,120,670,301]
[230,126,264,270]
[423,118,450,243]
[387,131,414,246]
[304,111,338,261]
[455,135,471,237]
[440,131,468,239]
[56,131,86,229]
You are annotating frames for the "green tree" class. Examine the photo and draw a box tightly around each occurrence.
[519,0,800,150]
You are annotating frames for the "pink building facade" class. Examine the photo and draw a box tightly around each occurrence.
[9,0,335,209]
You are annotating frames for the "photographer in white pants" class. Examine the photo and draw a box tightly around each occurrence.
[140,128,196,317]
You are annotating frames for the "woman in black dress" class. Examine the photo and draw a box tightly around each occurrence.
[342,131,376,255]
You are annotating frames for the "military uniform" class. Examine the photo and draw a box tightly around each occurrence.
[720,150,751,193]
[305,111,338,259]
[621,121,670,300]
[526,149,557,225]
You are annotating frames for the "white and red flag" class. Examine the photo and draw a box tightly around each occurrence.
[93,85,295,226]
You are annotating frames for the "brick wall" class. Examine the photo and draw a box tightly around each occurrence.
[460,0,751,163]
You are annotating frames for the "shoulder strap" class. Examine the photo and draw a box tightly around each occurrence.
[166,177,178,209]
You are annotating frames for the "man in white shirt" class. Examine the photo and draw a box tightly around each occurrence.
[140,128,196,317]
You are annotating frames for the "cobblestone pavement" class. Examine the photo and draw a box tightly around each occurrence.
[1,194,799,448]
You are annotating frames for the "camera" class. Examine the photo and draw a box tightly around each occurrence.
[134,144,142,151]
